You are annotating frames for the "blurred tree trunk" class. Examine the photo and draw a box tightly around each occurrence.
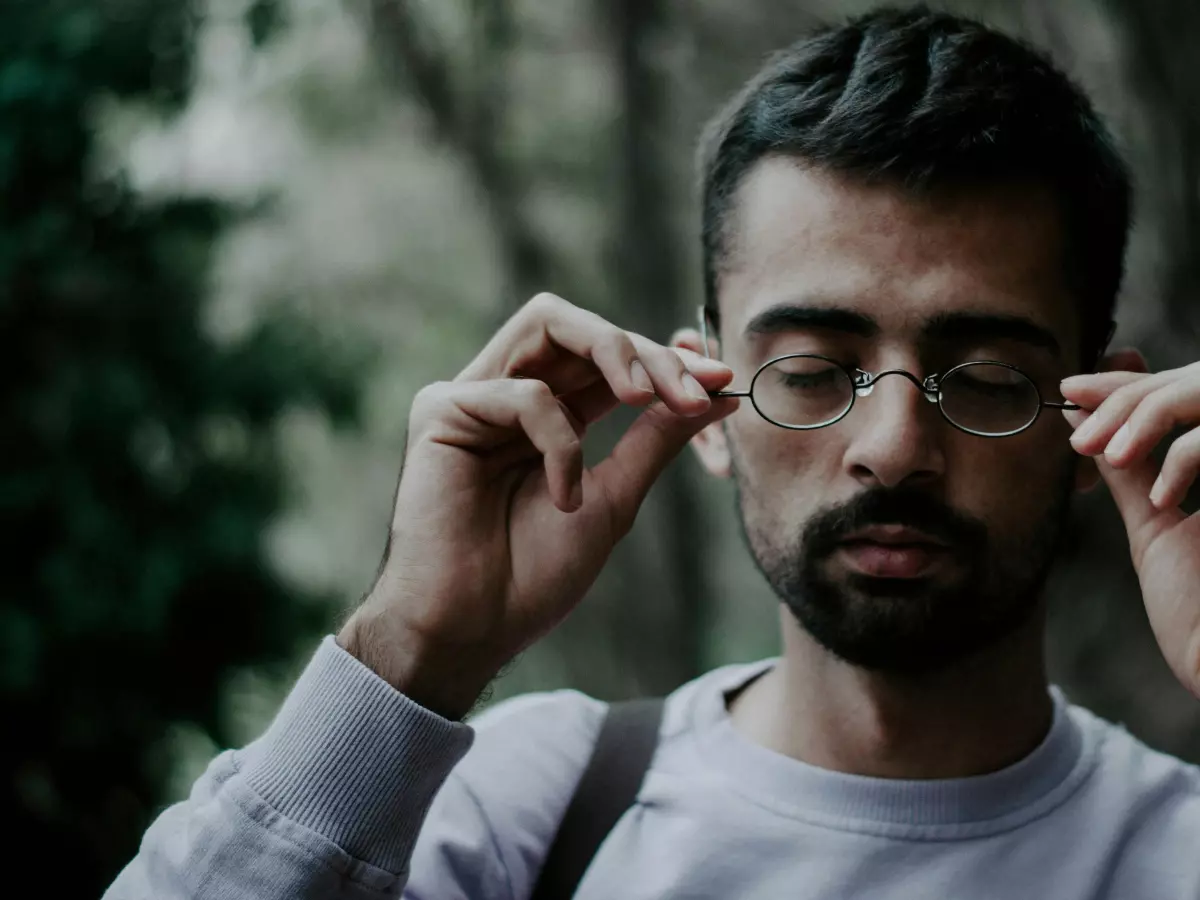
[603,0,711,686]
[357,0,710,694]
[363,0,564,310]
[1103,0,1200,357]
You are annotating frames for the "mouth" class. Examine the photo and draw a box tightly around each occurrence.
[836,525,951,579]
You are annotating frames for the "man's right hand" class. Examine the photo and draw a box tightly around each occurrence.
[337,293,738,718]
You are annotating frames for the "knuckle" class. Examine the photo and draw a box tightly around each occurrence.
[411,380,454,414]
[638,341,680,375]
[514,376,555,405]
[407,381,458,439]
[596,328,635,363]
[663,345,690,375]
[525,292,566,318]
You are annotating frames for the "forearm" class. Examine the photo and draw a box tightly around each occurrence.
[103,637,474,900]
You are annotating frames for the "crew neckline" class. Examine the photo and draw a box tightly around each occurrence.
[686,660,1101,840]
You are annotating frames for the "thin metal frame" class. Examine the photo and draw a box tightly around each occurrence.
[698,306,1082,438]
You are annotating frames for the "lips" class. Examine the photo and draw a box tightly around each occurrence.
[840,525,950,547]
[836,525,951,578]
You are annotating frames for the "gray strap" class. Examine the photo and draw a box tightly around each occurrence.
[528,697,665,900]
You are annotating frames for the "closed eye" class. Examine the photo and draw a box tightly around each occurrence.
[780,370,841,388]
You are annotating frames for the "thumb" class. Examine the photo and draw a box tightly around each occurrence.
[592,397,738,533]
[1096,455,1185,567]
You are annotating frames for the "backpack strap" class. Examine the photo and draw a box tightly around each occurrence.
[529,697,665,900]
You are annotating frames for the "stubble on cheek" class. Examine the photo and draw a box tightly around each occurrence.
[954,440,1077,567]
[728,431,823,556]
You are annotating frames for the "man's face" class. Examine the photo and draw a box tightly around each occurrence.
[705,159,1085,674]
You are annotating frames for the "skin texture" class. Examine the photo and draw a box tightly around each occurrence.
[680,158,1143,777]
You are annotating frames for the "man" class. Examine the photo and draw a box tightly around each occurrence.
[108,6,1200,899]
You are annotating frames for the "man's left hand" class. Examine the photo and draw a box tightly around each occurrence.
[1061,363,1200,698]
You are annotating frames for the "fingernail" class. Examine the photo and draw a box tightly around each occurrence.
[682,373,709,401]
[570,481,584,509]
[1147,475,1165,507]
[1104,422,1131,458]
[1070,417,1099,447]
[1061,407,1087,429]
[1060,374,1091,389]
[630,360,653,393]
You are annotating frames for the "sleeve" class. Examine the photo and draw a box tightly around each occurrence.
[103,636,476,900]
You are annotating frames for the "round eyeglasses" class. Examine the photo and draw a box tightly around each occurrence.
[710,354,1080,437]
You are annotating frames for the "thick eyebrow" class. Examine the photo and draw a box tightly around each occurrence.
[921,311,1062,358]
[742,303,1062,358]
[743,304,880,340]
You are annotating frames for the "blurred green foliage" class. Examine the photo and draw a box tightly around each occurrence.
[0,0,360,891]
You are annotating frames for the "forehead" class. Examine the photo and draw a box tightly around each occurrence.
[718,157,1078,352]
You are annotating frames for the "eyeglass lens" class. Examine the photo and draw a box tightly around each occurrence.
[751,357,1042,436]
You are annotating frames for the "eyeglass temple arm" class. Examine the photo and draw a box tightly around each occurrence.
[1042,401,1083,410]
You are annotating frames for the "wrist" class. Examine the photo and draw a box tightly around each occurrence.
[336,610,498,720]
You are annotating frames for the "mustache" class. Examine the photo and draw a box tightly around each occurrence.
[804,487,987,558]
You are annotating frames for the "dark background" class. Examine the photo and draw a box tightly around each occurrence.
[4,0,1199,893]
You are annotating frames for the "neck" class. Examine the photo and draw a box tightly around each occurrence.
[728,604,1053,779]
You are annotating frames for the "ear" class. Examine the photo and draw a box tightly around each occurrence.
[672,327,733,479]
[1073,346,1150,494]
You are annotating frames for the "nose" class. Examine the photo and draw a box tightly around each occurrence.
[841,370,946,489]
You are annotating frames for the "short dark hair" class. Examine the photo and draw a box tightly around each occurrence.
[698,5,1131,365]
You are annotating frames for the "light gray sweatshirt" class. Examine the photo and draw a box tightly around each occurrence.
[105,636,1200,898]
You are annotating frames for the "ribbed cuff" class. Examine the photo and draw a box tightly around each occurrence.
[243,635,475,874]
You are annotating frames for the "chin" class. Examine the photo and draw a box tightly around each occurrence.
[783,570,1040,676]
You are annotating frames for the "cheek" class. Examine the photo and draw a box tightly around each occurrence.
[729,416,843,527]
[946,431,1074,527]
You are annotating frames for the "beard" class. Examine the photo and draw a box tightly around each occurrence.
[733,459,1074,676]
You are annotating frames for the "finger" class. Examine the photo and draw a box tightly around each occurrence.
[636,342,711,416]
[1068,370,1179,456]
[1101,379,1200,469]
[415,379,584,512]
[592,396,740,537]
[461,293,654,405]
[658,344,734,385]
[1060,370,1150,407]
[1095,454,1185,568]
[674,346,737,388]
[1061,407,1089,430]
[560,346,734,427]
[559,379,621,426]
[1151,427,1200,509]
